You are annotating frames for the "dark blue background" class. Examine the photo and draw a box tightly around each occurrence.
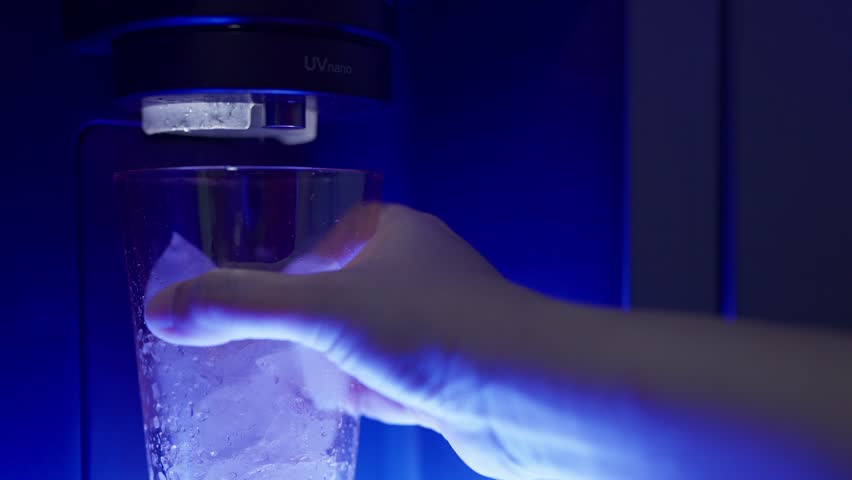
[4,0,852,479]
[3,1,624,478]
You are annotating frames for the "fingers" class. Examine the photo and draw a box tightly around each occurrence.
[144,204,429,349]
[143,204,387,347]
[282,202,382,274]
[145,268,353,350]
[348,382,442,431]
[217,203,384,275]
[278,202,455,274]
[144,267,447,432]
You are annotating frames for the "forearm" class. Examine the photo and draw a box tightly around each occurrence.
[564,305,852,445]
[471,291,852,478]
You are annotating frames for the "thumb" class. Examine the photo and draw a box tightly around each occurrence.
[145,267,440,429]
[145,268,355,350]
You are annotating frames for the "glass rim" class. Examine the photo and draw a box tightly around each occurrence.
[114,165,382,182]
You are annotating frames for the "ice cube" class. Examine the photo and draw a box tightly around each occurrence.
[244,461,337,480]
[141,233,358,480]
[297,346,351,412]
[253,344,304,385]
[203,459,340,480]
[256,404,340,463]
[193,380,271,458]
[146,232,215,300]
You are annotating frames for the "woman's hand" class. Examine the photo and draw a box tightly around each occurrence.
[146,204,852,480]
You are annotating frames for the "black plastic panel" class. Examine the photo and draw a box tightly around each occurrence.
[113,26,392,104]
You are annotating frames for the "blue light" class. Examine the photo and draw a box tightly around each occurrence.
[73,16,395,55]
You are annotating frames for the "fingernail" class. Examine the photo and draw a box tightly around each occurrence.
[145,286,176,333]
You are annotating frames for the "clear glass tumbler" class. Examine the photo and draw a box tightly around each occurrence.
[115,167,382,480]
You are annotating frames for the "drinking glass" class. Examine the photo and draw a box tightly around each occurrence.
[115,167,382,480]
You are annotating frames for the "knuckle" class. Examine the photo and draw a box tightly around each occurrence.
[381,204,449,231]
[379,204,413,225]
[170,279,200,323]
[420,212,449,230]
[177,271,228,322]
